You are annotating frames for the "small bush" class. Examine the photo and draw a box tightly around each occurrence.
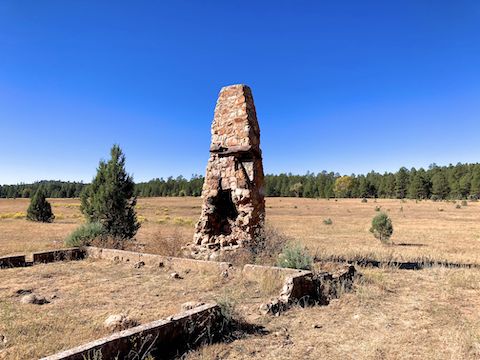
[148,228,187,257]
[374,206,381,212]
[65,222,106,247]
[430,195,441,202]
[369,212,393,244]
[456,204,462,209]
[27,189,54,223]
[222,225,288,267]
[323,218,333,225]
[468,195,478,202]
[461,200,468,207]
[361,198,368,203]
[217,296,236,325]
[277,242,313,270]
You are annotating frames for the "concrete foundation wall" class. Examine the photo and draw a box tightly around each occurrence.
[86,247,232,272]
[0,255,26,268]
[32,248,85,264]
[242,263,311,281]
[40,303,223,360]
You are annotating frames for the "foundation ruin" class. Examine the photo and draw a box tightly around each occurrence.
[191,84,265,258]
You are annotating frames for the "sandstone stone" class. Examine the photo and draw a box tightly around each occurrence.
[180,301,205,312]
[20,293,50,305]
[133,261,145,269]
[170,272,182,279]
[192,84,265,259]
[104,314,138,332]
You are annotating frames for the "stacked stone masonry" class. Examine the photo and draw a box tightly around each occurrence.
[191,84,265,258]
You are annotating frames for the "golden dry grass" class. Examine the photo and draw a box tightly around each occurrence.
[2,197,480,265]
[187,267,480,360]
[0,258,278,360]
[2,197,480,359]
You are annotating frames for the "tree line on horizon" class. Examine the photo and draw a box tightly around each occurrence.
[2,162,480,200]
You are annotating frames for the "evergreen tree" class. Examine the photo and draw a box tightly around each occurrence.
[408,170,430,199]
[395,167,409,198]
[80,145,140,242]
[370,212,393,244]
[27,188,54,222]
[431,172,449,199]
[470,166,480,197]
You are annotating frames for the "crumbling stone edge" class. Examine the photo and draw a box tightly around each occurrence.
[39,303,224,360]
[243,264,358,315]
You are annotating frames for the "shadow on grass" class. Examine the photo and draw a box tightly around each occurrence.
[395,243,428,247]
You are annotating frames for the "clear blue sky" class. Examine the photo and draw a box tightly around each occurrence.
[1,1,479,185]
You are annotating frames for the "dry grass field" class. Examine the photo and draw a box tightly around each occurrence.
[0,258,279,360]
[188,267,480,360]
[1,197,480,265]
[1,197,480,359]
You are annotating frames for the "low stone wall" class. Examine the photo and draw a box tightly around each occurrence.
[257,264,358,315]
[242,264,311,281]
[86,247,232,272]
[40,303,223,360]
[32,248,85,264]
[0,255,26,268]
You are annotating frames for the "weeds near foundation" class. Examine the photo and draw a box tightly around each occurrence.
[82,349,106,360]
[277,242,313,270]
[220,225,289,267]
[127,333,158,360]
[148,228,186,257]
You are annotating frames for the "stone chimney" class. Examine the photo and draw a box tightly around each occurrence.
[191,84,265,259]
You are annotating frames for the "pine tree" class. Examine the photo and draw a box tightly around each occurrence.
[431,172,449,199]
[27,188,54,222]
[370,212,393,244]
[80,145,140,242]
[408,171,430,199]
[395,167,409,199]
[470,166,480,197]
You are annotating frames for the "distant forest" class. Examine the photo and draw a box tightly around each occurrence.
[2,163,480,200]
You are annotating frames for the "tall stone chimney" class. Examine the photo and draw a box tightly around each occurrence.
[191,84,265,259]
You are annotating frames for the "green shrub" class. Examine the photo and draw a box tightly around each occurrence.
[361,198,368,203]
[456,204,462,209]
[27,189,54,223]
[374,206,381,212]
[277,242,313,270]
[461,200,468,206]
[65,222,106,247]
[323,218,333,225]
[80,145,139,245]
[369,212,393,244]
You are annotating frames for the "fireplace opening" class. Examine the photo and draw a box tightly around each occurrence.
[207,189,238,236]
